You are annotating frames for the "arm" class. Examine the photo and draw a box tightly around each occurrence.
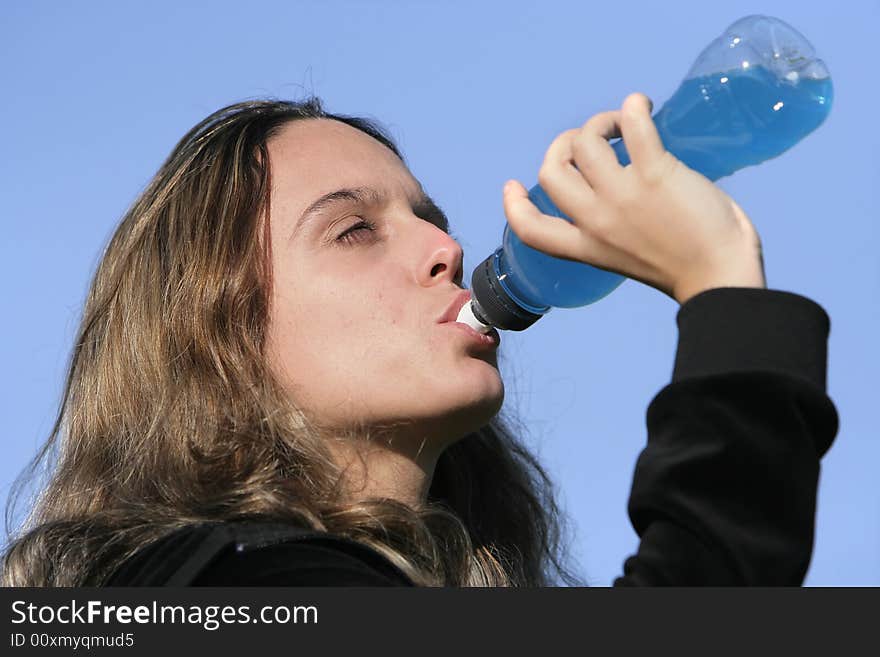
[497,92,838,584]
[613,287,838,585]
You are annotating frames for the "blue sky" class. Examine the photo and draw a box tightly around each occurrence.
[2,0,876,585]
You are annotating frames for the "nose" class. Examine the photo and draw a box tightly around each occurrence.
[424,231,465,288]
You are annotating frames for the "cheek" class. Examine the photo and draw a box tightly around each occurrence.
[268,284,417,385]
[369,286,403,319]
[327,282,413,337]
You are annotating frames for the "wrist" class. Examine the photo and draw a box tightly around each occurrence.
[673,254,766,305]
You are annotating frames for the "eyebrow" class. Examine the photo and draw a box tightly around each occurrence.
[289,185,451,241]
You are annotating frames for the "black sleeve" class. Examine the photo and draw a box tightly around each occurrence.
[613,287,839,586]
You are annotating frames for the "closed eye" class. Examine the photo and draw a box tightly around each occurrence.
[332,195,456,250]
[335,218,377,245]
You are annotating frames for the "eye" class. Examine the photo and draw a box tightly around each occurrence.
[335,218,377,245]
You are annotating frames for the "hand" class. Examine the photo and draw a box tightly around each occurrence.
[501,93,766,305]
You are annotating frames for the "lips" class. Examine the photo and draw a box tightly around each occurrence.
[436,289,473,325]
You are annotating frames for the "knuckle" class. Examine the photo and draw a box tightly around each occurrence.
[640,151,677,185]
[537,163,553,188]
[581,112,602,131]
[540,130,576,184]
[582,111,615,134]
[548,128,576,154]
[588,212,613,241]
[571,136,597,165]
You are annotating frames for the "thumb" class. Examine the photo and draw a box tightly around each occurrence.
[502,179,530,215]
[502,179,533,224]
[501,178,584,261]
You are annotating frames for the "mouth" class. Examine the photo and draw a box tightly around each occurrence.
[435,289,500,348]
[436,289,475,326]
[440,321,501,348]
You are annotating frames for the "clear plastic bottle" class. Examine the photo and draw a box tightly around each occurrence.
[460,15,833,333]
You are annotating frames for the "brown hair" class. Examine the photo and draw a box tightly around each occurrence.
[2,97,584,587]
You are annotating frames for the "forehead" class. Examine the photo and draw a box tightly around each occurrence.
[267,118,418,203]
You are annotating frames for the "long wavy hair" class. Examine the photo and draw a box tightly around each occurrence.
[2,97,585,587]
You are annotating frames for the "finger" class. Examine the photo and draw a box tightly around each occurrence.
[571,110,626,194]
[539,128,598,223]
[502,179,600,263]
[619,93,667,177]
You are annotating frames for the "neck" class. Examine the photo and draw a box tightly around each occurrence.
[327,432,443,510]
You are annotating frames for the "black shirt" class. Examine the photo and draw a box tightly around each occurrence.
[106,287,838,586]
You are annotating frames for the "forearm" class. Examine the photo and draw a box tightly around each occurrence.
[614,288,838,585]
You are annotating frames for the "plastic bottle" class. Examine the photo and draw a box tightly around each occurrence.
[457,14,833,334]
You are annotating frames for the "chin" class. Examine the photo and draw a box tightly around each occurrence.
[457,377,506,430]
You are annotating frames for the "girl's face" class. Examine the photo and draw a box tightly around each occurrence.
[265,119,504,454]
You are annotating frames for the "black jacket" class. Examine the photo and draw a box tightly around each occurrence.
[106,287,838,586]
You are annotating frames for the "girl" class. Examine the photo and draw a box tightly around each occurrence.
[2,93,837,586]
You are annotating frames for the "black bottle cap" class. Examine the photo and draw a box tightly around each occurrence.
[470,253,544,331]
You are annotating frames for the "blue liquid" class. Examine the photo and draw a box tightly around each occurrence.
[493,64,833,312]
